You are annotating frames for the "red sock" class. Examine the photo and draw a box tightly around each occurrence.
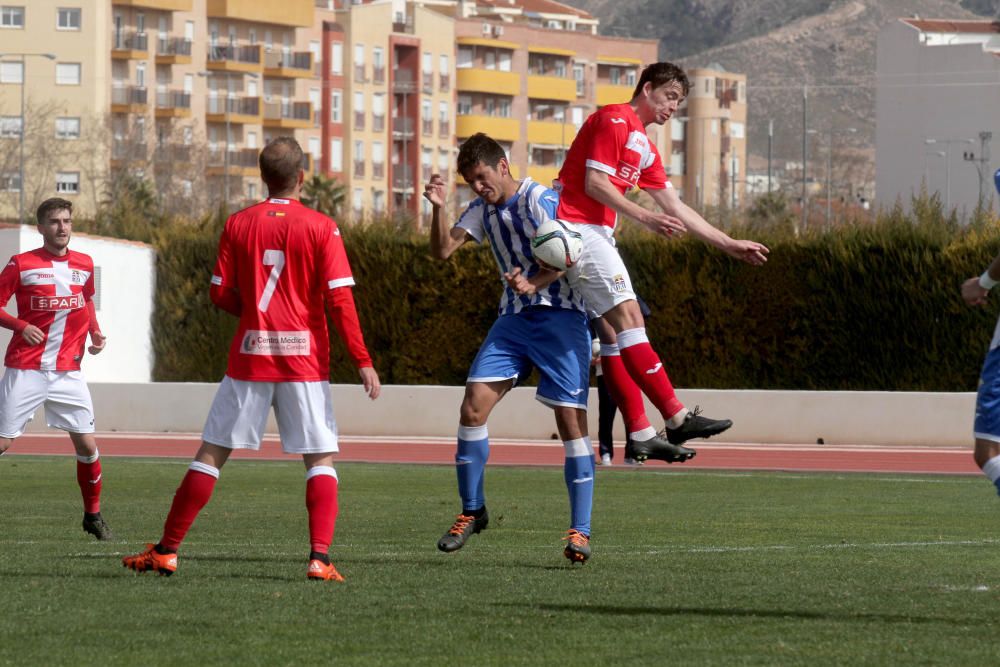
[600,353,652,434]
[306,469,339,555]
[160,464,218,551]
[76,456,102,514]
[619,340,684,420]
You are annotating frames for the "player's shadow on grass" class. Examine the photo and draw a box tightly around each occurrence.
[514,603,974,626]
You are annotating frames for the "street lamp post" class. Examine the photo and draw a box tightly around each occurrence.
[825,127,856,227]
[199,70,258,210]
[925,137,974,212]
[0,52,56,224]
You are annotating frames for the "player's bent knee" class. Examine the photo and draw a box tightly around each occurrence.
[974,439,1000,468]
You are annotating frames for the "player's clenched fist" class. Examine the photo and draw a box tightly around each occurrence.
[423,174,446,209]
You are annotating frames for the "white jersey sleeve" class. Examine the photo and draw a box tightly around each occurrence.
[455,198,488,243]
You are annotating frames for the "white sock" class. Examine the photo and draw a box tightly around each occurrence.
[983,456,1000,483]
[666,408,689,429]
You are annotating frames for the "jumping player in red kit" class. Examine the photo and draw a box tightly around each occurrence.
[123,137,381,581]
[0,197,111,540]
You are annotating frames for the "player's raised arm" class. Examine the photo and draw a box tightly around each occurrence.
[425,174,471,260]
[584,169,686,238]
[646,185,769,266]
[963,252,1000,307]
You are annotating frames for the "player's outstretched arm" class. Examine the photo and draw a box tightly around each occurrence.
[962,253,1000,306]
[585,169,686,238]
[425,174,470,260]
[647,186,769,266]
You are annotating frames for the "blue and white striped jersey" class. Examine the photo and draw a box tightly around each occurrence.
[457,177,585,316]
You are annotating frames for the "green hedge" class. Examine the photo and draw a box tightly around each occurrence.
[149,209,1000,391]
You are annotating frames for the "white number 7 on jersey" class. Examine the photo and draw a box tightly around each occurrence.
[258,249,286,312]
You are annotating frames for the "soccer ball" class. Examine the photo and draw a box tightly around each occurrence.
[531,219,583,270]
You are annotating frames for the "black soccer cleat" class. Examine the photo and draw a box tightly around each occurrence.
[630,433,697,463]
[437,509,489,553]
[82,512,114,541]
[665,406,732,445]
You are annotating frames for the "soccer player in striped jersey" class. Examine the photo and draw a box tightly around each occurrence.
[511,62,769,460]
[0,198,111,540]
[424,133,594,563]
[123,137,380,580]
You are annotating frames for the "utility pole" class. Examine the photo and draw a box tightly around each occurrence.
[767,119,773,195]
[963,131,993,208]
[800,85,807,234]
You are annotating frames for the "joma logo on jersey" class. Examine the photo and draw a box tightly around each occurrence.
[31,294,84,311]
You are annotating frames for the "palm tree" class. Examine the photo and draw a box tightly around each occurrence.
[301,173,346,218]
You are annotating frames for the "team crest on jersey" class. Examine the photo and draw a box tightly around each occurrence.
[240,330,310,356]
[613,274,628,293]
[31,294,84,311]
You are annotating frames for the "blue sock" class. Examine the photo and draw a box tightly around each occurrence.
[563,437,595,535]
[456,424,489,512]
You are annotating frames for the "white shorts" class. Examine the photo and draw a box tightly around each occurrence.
[202,376,339,454]
[563,221,636,318]
[0,368,96,438]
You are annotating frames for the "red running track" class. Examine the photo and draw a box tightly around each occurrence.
[1,432,981,475]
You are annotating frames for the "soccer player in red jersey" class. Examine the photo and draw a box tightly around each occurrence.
[123,138,380,580]
[509,62,769,462]
[0,198,111,540]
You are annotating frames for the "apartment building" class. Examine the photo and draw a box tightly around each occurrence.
[656,65,748,209]
[0,0,324,220]
[876,18,1000,214]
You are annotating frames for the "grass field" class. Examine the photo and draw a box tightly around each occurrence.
[3,456,1000,665]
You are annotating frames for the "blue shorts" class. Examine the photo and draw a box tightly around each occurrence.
[975,346,1000,442]
[467,307,590,409]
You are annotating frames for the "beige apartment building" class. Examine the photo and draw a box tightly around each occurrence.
[0,0,324,220]
[655,65,747,209]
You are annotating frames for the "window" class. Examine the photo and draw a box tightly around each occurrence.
[56,63,81,85]
[57,7,81,30]
[331,42,343,75]
[1,6,24,28]
[353,91,365,129]
[56,172,80,194]
[309,39,321,65]
[457,46,472,69]
[609,67,620,85]
[354,43,364,65]
[437,149,449,174]
[438,101,448,123]
[1,172,20,192]
[246,131,257,149]
[352,188,362,214]
[670,118,685,141]
[373,190,385,213]
[55,116,80,139]
[626,69,636,87]
[330,138,343,172]
[484,50,495,70]
[248,27,257,45]
[0,115,21,138]
[730,121,745,139]
[498,99,511,118]
[554,60,566,78]
[308,136,320,160]
[331,90,342,123]
[457,94,471,116]
[439,53,449,75]
[0,61,23,84]
[498,51,511,72]
[574,64,585,96]
[247,182,257,201]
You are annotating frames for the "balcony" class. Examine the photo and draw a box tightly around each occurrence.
[263,51,314,78]
[392,75,417,95]
[422,72,433,93]
[373,114,385,132]
[207,44,263,73]
[439,74,450,92]
[596,83,633,107]
[153,144,192,163]
[156,37,193,65]
[372,162,384,179]
[392,117,414,139]
[527,165,561,187]
[354,111,365,131]
[206,96,261,124]
[421,119,433,136]
[527,76,576,103]
[206,0,314,28]
[373,66,385,84]
[456,69,520,96]
[354,64,366,84]
[392,166,414,192]
[439,120,449,138]
[155,90,192,118]
[527,120,571,147]
[263,101,314,129]
[207,148,259,176]
[455,115,519,142]
[111,31,149,60]
[113,0,193,9]
[353,160,365,179]
[111,141,148,167]
[111,86,148,114]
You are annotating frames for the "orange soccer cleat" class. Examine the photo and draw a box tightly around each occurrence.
[307,558,345,582]
[562,529,591,564]
[122,543,178,576]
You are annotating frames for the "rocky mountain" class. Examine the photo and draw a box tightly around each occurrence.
[562,0,994,182]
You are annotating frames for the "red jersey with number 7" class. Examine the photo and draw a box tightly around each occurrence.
[212,198,359,382]
[555,102,668,229]
[0,248,97,371]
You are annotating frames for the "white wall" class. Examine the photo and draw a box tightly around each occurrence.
[0,226,155,382]
[19,383,979,448]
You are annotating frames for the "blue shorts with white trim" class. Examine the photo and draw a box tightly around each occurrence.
[975,346,1000,442]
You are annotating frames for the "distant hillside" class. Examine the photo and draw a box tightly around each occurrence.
[562,0,992,185]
